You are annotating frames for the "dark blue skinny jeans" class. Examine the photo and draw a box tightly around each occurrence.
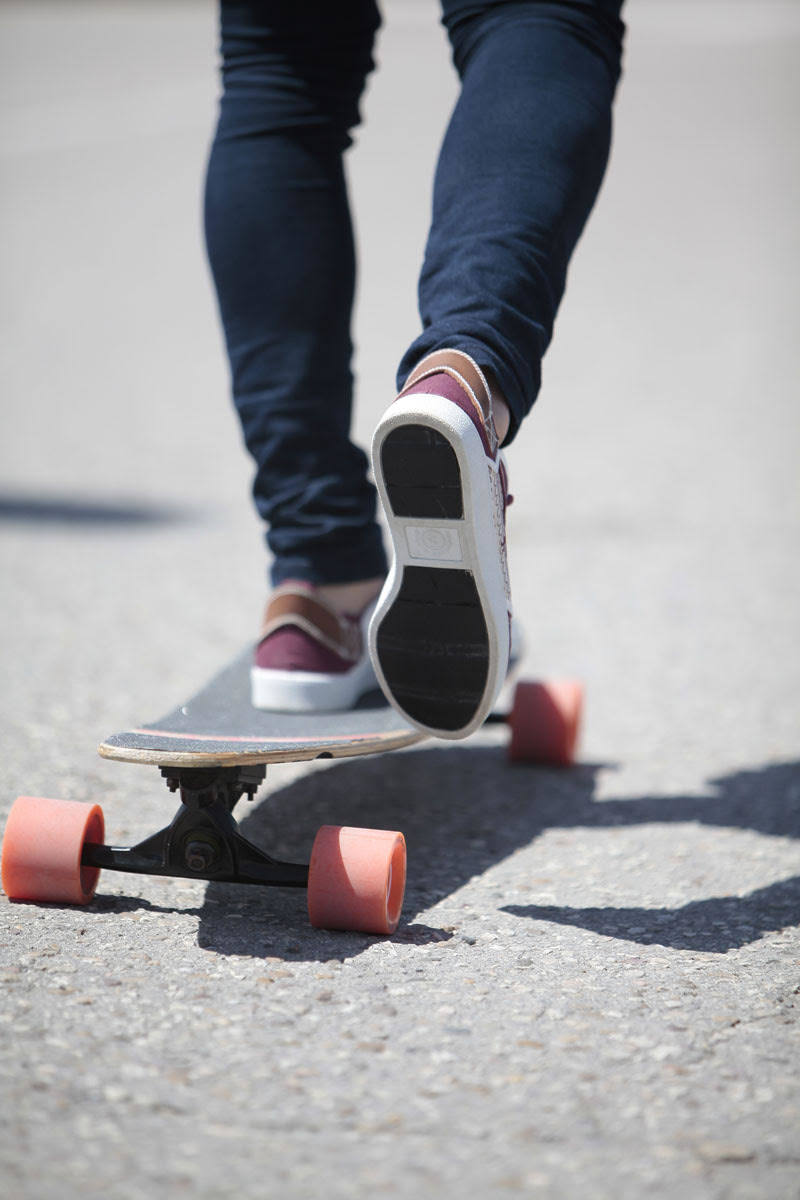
[204,0,625,586]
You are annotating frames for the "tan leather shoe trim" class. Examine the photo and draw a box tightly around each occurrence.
[259,588,361,663]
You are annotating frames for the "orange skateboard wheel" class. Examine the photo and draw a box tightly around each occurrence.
[508,679,583,766]
[307,825,406,935]
[2,796,104,905]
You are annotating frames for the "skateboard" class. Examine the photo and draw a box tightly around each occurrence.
[1,648,582,935]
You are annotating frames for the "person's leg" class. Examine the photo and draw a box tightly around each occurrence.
[401,0,625,440]
[204,0,386,593]
[370,0,625,737]
[205,1,386,711]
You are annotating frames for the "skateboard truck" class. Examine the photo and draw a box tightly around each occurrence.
[2,774,409,935]
[81,766,309,890]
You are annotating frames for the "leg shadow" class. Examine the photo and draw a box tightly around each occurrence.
[0,490,194,526]
[503,875,800,953]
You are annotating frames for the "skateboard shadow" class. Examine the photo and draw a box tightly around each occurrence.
[195,747,800,962]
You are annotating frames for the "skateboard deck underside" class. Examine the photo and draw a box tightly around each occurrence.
[99,650,424,768]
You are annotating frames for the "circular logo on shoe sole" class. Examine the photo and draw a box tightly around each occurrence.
[405,525,463,562]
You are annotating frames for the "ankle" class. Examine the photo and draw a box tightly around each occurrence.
[492,395,511,444]
[314,577,384,617]
[482,368,510,443]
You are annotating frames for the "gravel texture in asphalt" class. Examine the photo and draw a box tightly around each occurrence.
[1,3,799,1197]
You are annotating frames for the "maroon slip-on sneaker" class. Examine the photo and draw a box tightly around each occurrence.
[252,583,379,712]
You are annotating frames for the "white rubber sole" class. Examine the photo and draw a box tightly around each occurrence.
[369,394,511,739]
[251,652,377,713]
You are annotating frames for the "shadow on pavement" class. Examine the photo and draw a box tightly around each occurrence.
[503,874,800,953]
[193,748,800,962]
[0,490,193,526]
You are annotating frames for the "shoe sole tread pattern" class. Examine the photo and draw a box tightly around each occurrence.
[374,422,492,734]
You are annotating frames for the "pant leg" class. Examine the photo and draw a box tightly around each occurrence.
[204,0,386,586]
[399,0,625,442]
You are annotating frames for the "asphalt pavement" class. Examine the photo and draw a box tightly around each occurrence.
[1,2,799,1197]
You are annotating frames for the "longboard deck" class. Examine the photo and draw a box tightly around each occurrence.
[99,650,424,768]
